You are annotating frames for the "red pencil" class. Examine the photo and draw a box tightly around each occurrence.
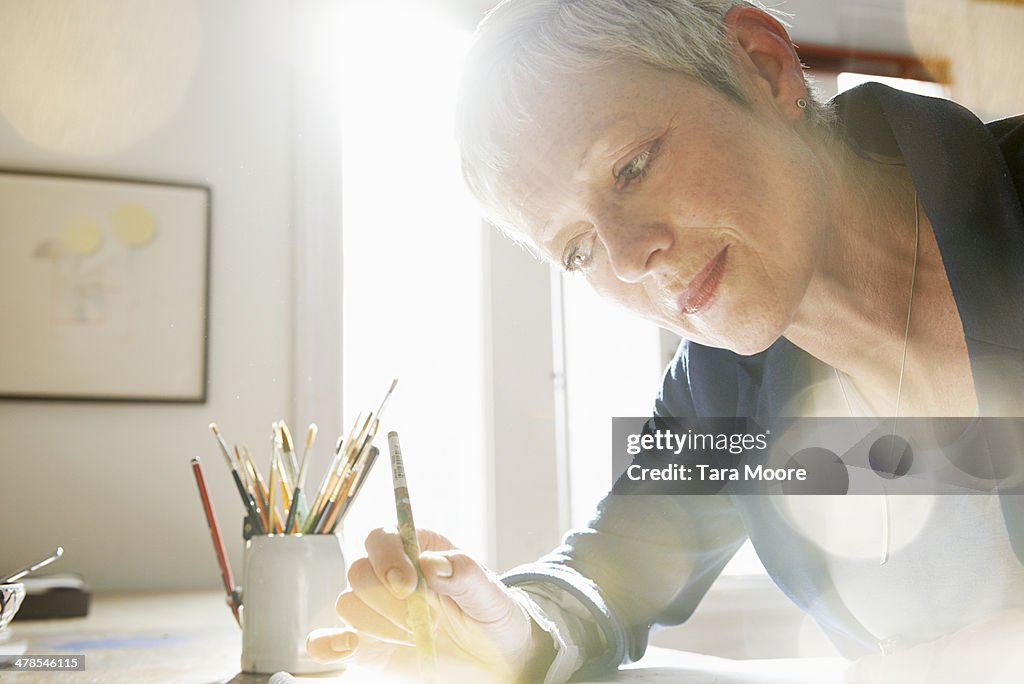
[191,457,241,627]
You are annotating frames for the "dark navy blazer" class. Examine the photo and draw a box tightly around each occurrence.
[505,84,1024,678]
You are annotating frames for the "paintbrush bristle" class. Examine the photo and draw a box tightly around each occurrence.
[208,422,236,469]
[376,379,399,417]
[306,424,318,450]
[280,421,294,453]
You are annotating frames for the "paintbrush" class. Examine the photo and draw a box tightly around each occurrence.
[1,547,63,584]
[209,423,265,534]
[314,379,398,533]
[274,424,296,494]
[387,431,438,683]
[285,424,317,534]
[279,420,300,482]
[334,444,381,529]
[318,412,384,534]
[305,417,368,533]
[241,445,269,501]
[312,448,363,534]
[322,444,379,534]
[267,450,280,534]
[236,445,268,528]
[190,459,241,626]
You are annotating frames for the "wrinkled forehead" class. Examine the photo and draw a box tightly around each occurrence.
[487,125,595,253]
[484,61,684,239]
[491,123,581,233]
[500,60,674,151]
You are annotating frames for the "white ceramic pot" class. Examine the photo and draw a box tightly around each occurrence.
[239,534,346,674]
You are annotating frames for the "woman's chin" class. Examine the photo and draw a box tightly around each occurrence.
[714,306,791,356]
[727,335,782,357]
[674,317,785,356]
[666,290,792,356]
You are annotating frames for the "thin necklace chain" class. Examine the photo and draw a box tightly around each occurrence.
[892,191,921,422]
[833,191,920,419]
[833,191,920,569]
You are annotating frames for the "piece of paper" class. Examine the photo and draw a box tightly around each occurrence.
[578,648,849,684]
[274,648,849,684]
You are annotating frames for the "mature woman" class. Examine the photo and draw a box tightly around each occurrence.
[307,0,1024,681]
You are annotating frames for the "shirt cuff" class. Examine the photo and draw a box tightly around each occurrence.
[506,585,585,684]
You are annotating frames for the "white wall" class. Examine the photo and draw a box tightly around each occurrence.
[0,0,297,590]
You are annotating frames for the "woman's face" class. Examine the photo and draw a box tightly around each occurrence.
[496,60,829,355]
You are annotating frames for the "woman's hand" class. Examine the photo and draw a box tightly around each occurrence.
[844,609,1024,683]
[306,527,551,682]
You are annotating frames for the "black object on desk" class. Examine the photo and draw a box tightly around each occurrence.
[13,574,90,620]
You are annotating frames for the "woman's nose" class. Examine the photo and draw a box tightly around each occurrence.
[591,208,673,283]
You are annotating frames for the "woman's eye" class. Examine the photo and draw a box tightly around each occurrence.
[563,236,594,273]
[615,143,658,188]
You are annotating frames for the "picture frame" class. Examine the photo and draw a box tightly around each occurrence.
[0,170,211,402]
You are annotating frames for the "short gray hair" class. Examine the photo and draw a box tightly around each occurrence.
[455,0,832,236]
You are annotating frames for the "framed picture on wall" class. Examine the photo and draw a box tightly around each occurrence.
[0,170,210,402]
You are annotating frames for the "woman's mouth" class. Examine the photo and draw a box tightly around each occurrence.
[678,246,728,315]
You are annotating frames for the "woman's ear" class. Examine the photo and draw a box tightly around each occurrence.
[724,6,808,121]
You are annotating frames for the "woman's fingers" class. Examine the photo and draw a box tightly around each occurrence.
[335,589,412,645]
[363,527,457,599]
[307,629,406,672]
[307,629,502,683]
[306,627,358,663]
[358,531,525,630]
[344,557,414,633]
[364,527,418,599]
[420,550,523,626]
[415,528,457,552]
[341,527,533,672]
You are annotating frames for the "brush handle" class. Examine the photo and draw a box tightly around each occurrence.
[191,459,241,627]
[232,470,265,535]
[387,432,438,682]
[284,487,301,534]
[285,451,300,482]
[1,547,63,584]
[305,498,329,534]
[333,447,380,531]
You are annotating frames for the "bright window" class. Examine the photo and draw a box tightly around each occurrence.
[559,274,665,529]
[336,6,488,562]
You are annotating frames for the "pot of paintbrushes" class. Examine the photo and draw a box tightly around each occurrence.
[239,533,346,674]
[192,382,397,674]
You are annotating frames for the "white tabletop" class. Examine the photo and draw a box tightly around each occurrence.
[1,591,848,683]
